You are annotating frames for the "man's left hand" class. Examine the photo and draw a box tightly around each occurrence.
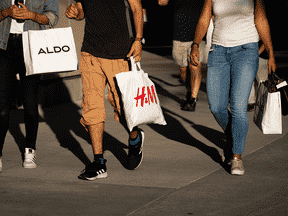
[13,3,34,20]
[127,41,142,62]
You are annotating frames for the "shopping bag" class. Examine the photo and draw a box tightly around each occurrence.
[115,57,167,132]
[22,27,78,76]
[274,73,288,116]
[253,75,282,134]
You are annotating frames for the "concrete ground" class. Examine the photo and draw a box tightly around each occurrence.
[0,49,287,216]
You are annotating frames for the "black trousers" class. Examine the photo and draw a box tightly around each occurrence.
[0,34,41,156]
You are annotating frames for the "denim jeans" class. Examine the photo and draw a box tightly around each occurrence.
[207,42,259,155]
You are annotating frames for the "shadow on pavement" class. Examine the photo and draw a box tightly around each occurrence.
[103,132,128,168]
[9,74,92,166]
[148,107,223,165]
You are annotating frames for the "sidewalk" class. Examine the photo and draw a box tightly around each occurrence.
[0,50,287,215]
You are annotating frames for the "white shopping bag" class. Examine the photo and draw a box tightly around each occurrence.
[115,57,167,132]
[22,27,78,75]
[253,82,282,134]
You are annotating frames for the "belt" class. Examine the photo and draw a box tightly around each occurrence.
[9,33,22,39]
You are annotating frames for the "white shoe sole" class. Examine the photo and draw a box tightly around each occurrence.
[231,169,245,175]
[86,172,108,181]
[23,163,37,168]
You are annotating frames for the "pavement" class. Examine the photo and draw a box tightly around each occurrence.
[1,49,288,216]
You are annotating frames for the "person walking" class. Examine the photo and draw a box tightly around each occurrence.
[65,0,145,181]
[159,0,205,111]
[0,0,59,172]
[191,0,276,175]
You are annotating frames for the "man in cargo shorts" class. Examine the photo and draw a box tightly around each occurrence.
[65,0,144,181]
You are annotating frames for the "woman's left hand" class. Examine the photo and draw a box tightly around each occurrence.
[268,56,276,74]
[13,3,33,20]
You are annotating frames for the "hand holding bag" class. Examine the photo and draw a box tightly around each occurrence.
[273,73,288,116]
[115,57,167,132]
[22,27,78,75]
[253,73,282,134]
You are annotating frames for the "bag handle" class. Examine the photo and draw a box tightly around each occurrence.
[267,73,279,93]
[130,56,142,72]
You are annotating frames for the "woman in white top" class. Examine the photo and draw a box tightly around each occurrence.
[190,0,276,175]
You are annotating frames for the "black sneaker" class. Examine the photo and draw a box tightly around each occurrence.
[181,98,196,111]
[78,160,107,181]
[127,129,144,170]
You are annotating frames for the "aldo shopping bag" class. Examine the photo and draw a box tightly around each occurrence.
[22,27,78,76]
[253,75,282,134]
[115,57,167,132]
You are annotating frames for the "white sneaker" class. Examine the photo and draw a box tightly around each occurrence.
[231,157,245,175]
[23,148,37,168]
[0,158,2,172]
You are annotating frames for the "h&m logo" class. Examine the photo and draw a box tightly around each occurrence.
[134,85,158,107]
[38,46,70,55]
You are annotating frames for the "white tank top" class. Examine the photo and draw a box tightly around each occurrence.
[212,0,259,47]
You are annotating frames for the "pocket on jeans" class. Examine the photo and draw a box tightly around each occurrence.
[209,44,218,54]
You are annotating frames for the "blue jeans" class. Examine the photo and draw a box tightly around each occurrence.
[207,42,259,155]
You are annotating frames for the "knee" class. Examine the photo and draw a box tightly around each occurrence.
[209,104,222,116]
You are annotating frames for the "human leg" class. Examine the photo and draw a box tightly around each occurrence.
[206,44,233,162]
[20,73,41,151]
[0,48,16,159]
[229,43,259,156]
[229,43,259,174]
[101,58,145,170]
[77,52,108,180]
[172,40,187,83]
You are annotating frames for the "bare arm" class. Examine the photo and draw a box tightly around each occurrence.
[128,0,143,40]
[1,4,49,25]
[126,0,143,62]
[254,0,273,58]
[30,11,49,25]
[254,0,276,73]
[193,0,212,45]
[158,0,169,6]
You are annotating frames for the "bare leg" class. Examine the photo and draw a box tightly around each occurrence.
[89,123,104,155]
[89,123,138,155]
[189,61,202,99]
[179,66,186,83]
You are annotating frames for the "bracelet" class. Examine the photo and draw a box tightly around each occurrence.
[192,42,199,48]
[1,10,5,18]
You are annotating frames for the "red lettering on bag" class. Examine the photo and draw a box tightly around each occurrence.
[134,85,158,107]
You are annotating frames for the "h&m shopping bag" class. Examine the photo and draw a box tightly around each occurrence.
[22,27,78,75]
[115,57,166,132]
[253,75,282,134]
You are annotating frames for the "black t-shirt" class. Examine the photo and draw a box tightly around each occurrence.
[75,0,134,59]
[172,0,205,42]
